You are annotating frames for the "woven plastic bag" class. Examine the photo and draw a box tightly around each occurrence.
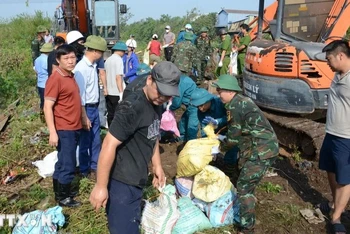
[141,185,180,234]
[192,165,232,202]
[174,177,194,198]
[143,49,150,65]
[160,101,180,137]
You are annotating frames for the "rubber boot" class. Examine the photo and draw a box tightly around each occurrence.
[58,183,81,207]
[52,179,59,202]
[69,177,80,198]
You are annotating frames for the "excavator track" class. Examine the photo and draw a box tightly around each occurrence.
[262,110,325,160]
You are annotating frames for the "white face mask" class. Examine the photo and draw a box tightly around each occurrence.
[165,29,169,33]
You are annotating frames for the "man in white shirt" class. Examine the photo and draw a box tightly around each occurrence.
[319,40,350,234]
[104,41,128,127]
[74,35,107,179]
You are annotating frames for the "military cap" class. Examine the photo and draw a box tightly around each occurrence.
[211,74,242,92]
[84,35,107,52]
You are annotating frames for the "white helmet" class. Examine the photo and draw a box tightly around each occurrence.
[185,24,192,30]
[126,39,137,48]
[66,30,84,44]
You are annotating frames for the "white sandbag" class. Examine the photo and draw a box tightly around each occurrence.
[32,151,58,178]
[141,185,180,234]
[174,177,194,198]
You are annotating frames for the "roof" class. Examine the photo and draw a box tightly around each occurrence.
[219,8,258,15]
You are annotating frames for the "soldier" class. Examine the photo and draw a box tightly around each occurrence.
[31,25,46,64]
[212,74,279,234]
[233,24,251,84]
[171,32,201,82]
[216,28,232,77]
[195,27,212,82]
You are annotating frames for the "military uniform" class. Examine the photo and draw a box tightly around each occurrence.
[237,35,251,75]
[212,75,279,234]
[31,25,46,64]
[195,27,212,81]
[171,32,201,79]
[216,34,232,77]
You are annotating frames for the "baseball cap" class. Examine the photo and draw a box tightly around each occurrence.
[151,61,180,96]
[165,25,171,30]
[152,34,158,39]
[211,74,242,92]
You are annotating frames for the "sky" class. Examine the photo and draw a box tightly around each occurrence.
[0,0,275,23]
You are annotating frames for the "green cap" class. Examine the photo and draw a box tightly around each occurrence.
[200,27,209,33]
[184,32,193,41]
[40,43,54,53]
[136,63,151,75]
[190,88,214,106]
[37,25,46,33]
[112,41,127,51]
[211,74,242,92]
[84,35,107,52]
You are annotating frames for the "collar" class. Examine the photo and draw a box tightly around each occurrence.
[56,67,74,77]
[339,69,350,80]
[82,55,96,67]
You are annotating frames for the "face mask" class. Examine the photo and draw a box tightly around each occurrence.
[165,30,169,33]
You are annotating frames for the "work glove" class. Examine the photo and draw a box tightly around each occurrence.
[118,92,123,103]
[217,134,227,142]
[211,145,220,155]
[202,116,218,128]
[218,61,223,67]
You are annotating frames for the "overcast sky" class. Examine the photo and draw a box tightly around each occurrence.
[0,0,275,23]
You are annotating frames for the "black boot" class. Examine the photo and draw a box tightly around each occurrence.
[52,179,59,201]
[69,177,80,198]
[58,183,81,207]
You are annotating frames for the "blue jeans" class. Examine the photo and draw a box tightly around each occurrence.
[106,179,143,234]
[179,105,199,141]
[37,87,45,110]
[79,106,101,174]
[53,130,80,184]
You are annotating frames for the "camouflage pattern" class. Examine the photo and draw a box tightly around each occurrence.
[31,37,45,63]
[195,36,212,80]
[220,93,279,233]
[171,41,201,78]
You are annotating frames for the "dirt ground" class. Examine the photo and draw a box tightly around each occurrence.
[159,140,350,234]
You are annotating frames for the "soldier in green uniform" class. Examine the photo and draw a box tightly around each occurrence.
[234,24,251,76]
[216,28,232,77]
[212,74,279,234]
[31,25,46,64]
[195,27,212,82]
[171,32,201,82]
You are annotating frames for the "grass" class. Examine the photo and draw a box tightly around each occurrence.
[258,182,283,195]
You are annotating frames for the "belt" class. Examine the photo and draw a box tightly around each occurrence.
[85,103,99,108]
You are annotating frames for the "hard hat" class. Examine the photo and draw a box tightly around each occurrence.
[40,43,54,53]
[191,88,214,107]
[184,32,193,41]
[200,27,209,33]
[185,24,192,30]
[218,28,228,35]
[212,74,242,92]
[152,34,158,39]
[36,25,46,33]
[112,41,128,51]
[136,63,151,76]
[126,39,137,48]
[84,35,107,52]
[165,25,171,30]
[66,30,84,44]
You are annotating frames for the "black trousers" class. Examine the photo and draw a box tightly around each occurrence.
[105,95,120,127]
[164,47,174,61]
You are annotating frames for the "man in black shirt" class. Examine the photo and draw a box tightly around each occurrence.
[89,61,180,234]
[47,36,65,77]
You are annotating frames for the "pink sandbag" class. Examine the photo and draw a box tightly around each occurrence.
[160,100,180,137]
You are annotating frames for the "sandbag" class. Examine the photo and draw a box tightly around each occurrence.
[141,185,180,234]
[192,165,232,202]
[176,138,219,177]
[192,198,209,212]
[143,50,150,65]
[205,189,240,227]
[172,197,212,234]
[174,177,194,198]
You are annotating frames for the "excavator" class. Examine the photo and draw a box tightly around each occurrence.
[243,0,350,158]
[54,0,127,53]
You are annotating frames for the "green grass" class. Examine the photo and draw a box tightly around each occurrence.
[258,181,283,195]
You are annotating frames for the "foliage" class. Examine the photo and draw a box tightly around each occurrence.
[0,12,51,109]
[259,182,282,194]
[120,8,218,51]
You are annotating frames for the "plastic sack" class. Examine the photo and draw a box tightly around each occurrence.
[174,177,194,198]
[32,151,58,178]
[172,197,212,234]
[160,101,180,137]
[192,198,209,212]
[141,185,180,234]
[143,50,150,65]
[205,189,240,227]
[176,137,219,177]
[12,206,65,234]
[192,165,232,202]
[203,124,217,139]
[229,51,238,75]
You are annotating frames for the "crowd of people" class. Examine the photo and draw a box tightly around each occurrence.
[30,21,350,234]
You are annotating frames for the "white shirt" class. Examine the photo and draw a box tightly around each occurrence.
[105,54,125,96]
[74,56,99,106]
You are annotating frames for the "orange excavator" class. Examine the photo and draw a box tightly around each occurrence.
[54,0,127,50]
[243,0,350,158]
